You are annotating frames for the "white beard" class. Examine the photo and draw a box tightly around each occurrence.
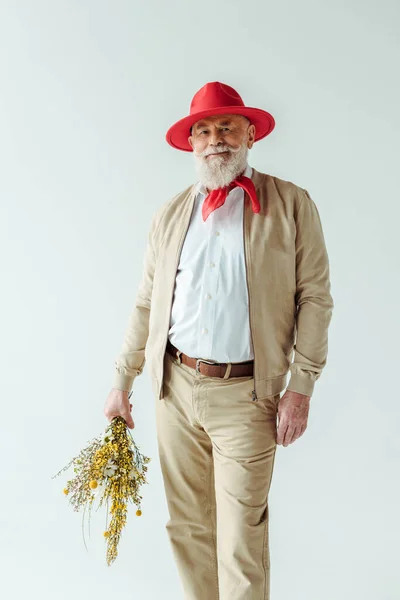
[193,141,250,191]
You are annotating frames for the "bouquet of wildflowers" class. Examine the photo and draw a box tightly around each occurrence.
[52,404,151,566]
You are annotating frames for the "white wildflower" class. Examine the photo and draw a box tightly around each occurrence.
[103,458,118,478]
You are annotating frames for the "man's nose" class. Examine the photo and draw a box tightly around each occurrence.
[208,130,224,146]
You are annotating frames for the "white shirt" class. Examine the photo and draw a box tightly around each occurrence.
[168,163,254,362]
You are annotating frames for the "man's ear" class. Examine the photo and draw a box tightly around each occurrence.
[247,124,256,149]
[188,136,194,150]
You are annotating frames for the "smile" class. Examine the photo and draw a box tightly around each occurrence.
[207,152,229,158]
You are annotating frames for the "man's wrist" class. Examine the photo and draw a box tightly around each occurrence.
[284,389,311,402]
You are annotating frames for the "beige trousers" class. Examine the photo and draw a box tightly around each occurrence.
[155,349,280,600]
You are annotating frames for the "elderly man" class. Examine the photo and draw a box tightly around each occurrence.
[104,81,334,599]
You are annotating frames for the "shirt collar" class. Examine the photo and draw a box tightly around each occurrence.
[195,163,253,196]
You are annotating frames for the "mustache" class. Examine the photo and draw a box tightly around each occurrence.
[196,146,241,158]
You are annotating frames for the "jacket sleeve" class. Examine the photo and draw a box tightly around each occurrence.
[112,209,160,393]
[287,188,334,397]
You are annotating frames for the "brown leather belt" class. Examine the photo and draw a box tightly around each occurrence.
[166,339,254,379]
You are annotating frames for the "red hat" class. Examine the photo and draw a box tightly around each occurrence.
[165,81,275,152]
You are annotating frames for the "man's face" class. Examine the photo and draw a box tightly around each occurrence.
[188,114,255,157]
[188,114,256,190]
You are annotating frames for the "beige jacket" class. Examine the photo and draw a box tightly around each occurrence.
[112,167,334,400]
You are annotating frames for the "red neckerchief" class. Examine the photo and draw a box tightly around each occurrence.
[202,175,260,222]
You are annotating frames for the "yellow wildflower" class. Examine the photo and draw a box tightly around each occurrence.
[52,415,151,566]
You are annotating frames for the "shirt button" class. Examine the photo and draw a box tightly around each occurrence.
[209,261,215,268]
[202,327,208,335]
[205,293,212,300]
[215,231,220,236]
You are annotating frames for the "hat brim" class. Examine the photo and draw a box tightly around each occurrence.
[165,106,275,152]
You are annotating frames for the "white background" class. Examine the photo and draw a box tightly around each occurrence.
[1,1,399,599]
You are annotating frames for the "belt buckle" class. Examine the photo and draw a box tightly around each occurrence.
[196,357,219,374]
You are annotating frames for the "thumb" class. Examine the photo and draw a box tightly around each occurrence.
[122,407,135,429]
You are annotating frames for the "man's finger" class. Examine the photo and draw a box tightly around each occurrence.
[285,426,296,446]
[289,428,298,444]
[277,420,288,445]
[122,411,135,429]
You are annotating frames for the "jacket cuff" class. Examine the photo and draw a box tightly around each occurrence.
[112,371,135,393]
[286,373,315,397]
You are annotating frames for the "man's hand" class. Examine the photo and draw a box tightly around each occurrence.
[104,388,135,429]
[276,390,311,446]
